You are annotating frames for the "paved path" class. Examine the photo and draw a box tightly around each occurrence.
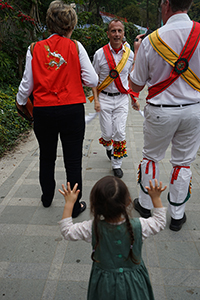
[0,88,200,299]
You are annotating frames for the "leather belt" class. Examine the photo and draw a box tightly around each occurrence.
[147,102,199,107]
[101,90,120,97]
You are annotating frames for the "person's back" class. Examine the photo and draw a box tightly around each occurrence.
[138,13,200,104]
[59,176,167,300]
[32,35,85,107]
[129,0,200,231]
[16,0,98,214]
[88,218,155,300]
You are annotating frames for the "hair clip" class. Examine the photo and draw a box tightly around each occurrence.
[92,249,95,253]
[130,244,133,250]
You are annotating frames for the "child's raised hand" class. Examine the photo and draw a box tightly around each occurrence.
[59,182,80,204]
[145,179,167,208]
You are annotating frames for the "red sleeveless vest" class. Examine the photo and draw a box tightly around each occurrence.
[32,35,86,107]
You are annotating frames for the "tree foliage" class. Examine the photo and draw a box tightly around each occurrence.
[74,0,160,29]
[189,1,200,22]
[117,4,141,25]
[117,0,160,30]
[0,0,37,82]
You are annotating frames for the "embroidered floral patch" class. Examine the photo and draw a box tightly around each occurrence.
[174,58,188,74]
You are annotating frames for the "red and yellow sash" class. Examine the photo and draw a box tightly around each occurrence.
[88,44,138,102]
[147,21,200,100]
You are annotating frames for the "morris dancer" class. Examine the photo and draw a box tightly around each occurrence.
[89,19,140,178]
[130,0,200,231]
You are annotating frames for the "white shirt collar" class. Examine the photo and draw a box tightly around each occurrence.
[166,13,191,25]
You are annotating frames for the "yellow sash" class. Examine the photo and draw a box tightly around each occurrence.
[149,30,200,92]
[88,46,131,102]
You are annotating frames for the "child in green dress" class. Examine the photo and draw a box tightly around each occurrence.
[59,176,167,300]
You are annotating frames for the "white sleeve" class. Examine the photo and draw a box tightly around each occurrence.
[92,50,100,76]
[16,46,34,105]
[77,41,98,87]
[140,207,167,241]
[128,50,134,74]
[130,42,149,86]
[58,217,93,243]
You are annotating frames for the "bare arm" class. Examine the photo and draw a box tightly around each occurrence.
[92,87,101,112]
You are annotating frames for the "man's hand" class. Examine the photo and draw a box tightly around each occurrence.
[94,100,101,112]
[131,99,140,111]
[134,33,145,54]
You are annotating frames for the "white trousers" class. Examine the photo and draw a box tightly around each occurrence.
[98,93,129,169]
[139,103,200,219]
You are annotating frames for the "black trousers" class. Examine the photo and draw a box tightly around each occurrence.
[33,104,85,216]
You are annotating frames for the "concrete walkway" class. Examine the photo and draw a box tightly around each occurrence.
[0,88,200,299]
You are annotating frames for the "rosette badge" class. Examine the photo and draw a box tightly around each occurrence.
[109,69,119,79]
[174,58,189,74]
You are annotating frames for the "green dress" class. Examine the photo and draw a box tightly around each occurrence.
[87,218,155,300]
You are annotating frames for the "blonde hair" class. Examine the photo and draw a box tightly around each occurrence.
[46,0,77,36]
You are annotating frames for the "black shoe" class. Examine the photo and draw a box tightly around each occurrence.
[72,201,87,218]
[113,168,123,178]
[134,198,151,218]
[169,213,186,231]
[41,195,53,208]
[106,149,112,160]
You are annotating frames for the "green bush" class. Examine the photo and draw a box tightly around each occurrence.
[0,51,18,85]
[0,87,32,157]
[124,22,140,50]
[72,23,108,60]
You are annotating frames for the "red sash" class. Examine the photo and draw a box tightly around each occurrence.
[103,44,139,102]
[147,21,200,100]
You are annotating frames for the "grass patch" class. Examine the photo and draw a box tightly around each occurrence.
[0,86,32,158]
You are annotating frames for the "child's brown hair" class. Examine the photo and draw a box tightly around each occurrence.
[90,176,138,264]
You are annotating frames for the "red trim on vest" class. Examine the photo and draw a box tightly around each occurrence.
[147,21,200,100]
[32,35,86,107]
[171,166,190,184]
[103,44,138,102]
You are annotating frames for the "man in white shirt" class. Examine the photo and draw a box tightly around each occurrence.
[92,19,139,178]
[130,0,200,231]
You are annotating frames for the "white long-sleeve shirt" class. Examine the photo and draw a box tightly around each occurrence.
[92,42,134,94]
[17,35,98,105]
[130,14,200,105]
[59,207,167,243]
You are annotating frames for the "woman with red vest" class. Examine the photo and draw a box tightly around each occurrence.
[16,0,98,217]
